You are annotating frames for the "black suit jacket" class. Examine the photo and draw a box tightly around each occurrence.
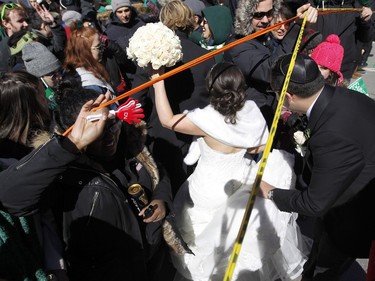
[273,85,375,256]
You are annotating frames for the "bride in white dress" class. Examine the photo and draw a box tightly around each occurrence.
[151,63,307,281]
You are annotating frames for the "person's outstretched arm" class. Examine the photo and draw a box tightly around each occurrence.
[0,95,109,216]
[150,68,206,137]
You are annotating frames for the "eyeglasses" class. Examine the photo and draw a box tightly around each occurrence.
[253,9,273,20]
[1,3,21,21]
[91,43,103,51]
[202,18,208,25]
[47,69,64,80]
[44,69,64,80]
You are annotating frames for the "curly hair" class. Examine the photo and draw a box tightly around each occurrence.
[206,62,246,124]
[159,0,194,33]
[234,0,281,36]
[64,26,110,83]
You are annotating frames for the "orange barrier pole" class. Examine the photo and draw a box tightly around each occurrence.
[63,8,361,137]
[62,17,297,136]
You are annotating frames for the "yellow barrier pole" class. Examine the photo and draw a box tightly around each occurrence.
[222,12,309,281]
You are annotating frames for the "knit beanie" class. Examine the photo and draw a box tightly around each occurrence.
[311,34,344,84]
[184,0,205,16]
[111,0,131,12]
[22,42,61,77]
[62,10,82,26]
[60,0,81,11]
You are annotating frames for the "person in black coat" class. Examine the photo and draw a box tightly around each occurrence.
[28,6,67,62]
[104,0,145,89]
[0,83,174,281]
[259,53,375,280]
[132,0,216,195]
[223,0,317,129]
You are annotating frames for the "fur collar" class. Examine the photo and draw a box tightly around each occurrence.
[31,121,160,189]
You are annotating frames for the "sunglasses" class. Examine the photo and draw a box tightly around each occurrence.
[46,69,64,80]
[253,8,274,20]
[1,3,21,21]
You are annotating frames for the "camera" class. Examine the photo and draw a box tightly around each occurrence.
[127,183,155,219]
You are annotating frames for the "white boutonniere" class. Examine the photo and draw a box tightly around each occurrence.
[293,129,311,156]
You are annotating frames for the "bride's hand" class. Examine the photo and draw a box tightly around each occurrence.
[149,66,165,80]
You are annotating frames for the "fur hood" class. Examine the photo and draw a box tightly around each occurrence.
[31,122,192,256]
[30,121,159,189]
[234,0,282,36]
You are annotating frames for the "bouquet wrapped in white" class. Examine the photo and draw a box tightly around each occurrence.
[127,22,183,70]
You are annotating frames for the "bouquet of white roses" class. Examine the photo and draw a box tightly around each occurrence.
[127,22,183,70]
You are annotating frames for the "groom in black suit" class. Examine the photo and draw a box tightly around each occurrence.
[259,53,375,280]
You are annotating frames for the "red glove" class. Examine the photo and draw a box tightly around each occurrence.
[99,33,109,48]
[114,98,145,124]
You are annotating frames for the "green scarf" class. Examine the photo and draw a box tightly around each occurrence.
[0,211,47,281]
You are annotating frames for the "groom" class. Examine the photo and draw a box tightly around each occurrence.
[259,53,375,280]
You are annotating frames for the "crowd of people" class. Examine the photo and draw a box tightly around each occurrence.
[0,0,374,280]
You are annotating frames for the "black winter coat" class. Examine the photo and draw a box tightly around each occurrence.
[132,30,216,193]
[105,12,145,49]
[105,13,145,89]
[32,23,67,62]
[0,135,172,281]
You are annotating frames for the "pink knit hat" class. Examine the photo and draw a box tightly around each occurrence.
[311,34,344,85]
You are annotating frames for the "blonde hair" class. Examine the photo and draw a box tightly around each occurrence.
[160,0,194,32]
[0,3,26,26]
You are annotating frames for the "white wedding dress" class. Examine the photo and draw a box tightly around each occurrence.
[172,101,308,281]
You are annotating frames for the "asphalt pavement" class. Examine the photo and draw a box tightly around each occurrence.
[358,42,375,99]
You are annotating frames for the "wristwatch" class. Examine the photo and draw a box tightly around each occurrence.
[267,189,274,201]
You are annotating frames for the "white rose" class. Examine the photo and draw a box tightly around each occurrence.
[294,131,306,146]
[127,22,183,69]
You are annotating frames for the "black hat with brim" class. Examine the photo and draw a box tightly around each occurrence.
[279,53,321,84]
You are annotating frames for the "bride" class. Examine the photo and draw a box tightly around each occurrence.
[150,62,307,281]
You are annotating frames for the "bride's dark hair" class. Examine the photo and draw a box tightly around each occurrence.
[206,62,246,124]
